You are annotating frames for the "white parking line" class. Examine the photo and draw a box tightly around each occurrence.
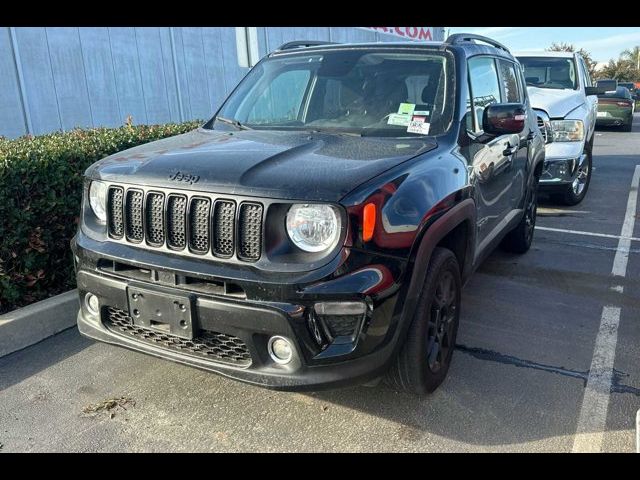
[572,165,640,453]
[535,226,640,243]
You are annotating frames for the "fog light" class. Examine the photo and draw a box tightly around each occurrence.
[557,162,567,177]
[85,293,100,316]
[268,336,293,364]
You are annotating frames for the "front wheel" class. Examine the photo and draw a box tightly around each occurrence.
[559,147,592,205]
[501,180,538,254]
[385,247,461,395]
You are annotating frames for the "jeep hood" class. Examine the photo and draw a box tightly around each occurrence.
[526,86,585,118]
[87,128,438,202]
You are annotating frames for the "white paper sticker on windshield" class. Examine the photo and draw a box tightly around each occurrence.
[387,113,412,126]
[407,119,430,135]
[413,110,430,116]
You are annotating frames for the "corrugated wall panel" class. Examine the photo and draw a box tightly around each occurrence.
[46,27,93,131]
[78,27,122,128]
[0,27,444,138]
[135,27,172,125]
[13,27,62,135]
[201,27,229,116]
[181,27,213,121]
[171,28,193,121]
[0,28,27,138]
[158,28,181,123]
[108,27,148,125]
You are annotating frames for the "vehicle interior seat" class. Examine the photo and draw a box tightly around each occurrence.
[549,67,574,89]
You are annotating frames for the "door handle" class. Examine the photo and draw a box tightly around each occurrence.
[503,145,518,156]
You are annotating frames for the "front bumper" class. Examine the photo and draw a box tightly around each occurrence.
[538,141,587,188]
[72,233,408,391]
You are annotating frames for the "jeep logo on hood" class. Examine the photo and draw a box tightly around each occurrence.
[168,171,200,185]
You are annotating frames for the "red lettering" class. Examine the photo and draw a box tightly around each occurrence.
[394,27,405,37]
[406,27,418,39]
[417,28,432,41]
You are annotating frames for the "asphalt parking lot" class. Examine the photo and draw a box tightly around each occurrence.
[1,115,639,452]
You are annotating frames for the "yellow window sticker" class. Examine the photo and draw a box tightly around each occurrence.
[397,103,416,116]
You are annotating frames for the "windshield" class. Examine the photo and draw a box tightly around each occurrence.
[516,57,578,90]
[210,49,454,137]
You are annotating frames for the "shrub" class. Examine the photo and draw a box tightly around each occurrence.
[0,121,201,314]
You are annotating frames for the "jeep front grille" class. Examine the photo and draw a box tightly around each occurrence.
[106,185,263,262]
[145,192,165,246]
[213,200,235,257]
[107,186,124,238]
[104,306,252,366]
[125,189,144,242]
[167,194,187,250]
[238,203,263,261]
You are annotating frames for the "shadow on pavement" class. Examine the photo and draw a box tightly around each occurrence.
[0,327,92,390]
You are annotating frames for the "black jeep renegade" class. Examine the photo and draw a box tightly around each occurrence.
[73,34,544,395]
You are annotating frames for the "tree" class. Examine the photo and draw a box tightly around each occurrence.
[546,42,598,79]
[597,58,637,82]
[621,46,640,71]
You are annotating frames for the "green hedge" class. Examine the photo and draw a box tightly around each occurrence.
[0,121,201,314]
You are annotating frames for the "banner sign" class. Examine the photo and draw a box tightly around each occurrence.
[361,27,438,41]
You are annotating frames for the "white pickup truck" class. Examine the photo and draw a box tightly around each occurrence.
[515,51,600,205]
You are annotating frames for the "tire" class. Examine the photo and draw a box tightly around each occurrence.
[385,247,461,395]
[622,117,633,132]
[561,145,592,206]
[501,180,538,254]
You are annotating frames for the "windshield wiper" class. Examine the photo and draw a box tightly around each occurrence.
[215,116,251,130]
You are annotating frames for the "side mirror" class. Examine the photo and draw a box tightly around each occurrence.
[482,103,526,135]
[585,86,605,96]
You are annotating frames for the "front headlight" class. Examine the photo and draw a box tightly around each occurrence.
[89,181,107,223]
[550,119,584,142]
[286,204,341,253]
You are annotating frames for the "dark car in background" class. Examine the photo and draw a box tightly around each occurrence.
[72,34,544,395]
[597,86,635,131]
[618,82,638,100]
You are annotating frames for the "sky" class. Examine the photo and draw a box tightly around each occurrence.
[447,27,640,67]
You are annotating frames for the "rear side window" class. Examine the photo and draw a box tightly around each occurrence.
[498,60,522,103]
[468,57,501,132]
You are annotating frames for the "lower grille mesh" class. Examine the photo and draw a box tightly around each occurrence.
[104,307,252,366]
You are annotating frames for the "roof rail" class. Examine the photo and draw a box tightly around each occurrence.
[276,40,338,51]
[445,33,510,53]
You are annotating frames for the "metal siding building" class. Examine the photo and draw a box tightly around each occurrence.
[0,27,445,139]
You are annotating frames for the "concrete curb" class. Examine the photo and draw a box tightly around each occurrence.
[0,290,78,358]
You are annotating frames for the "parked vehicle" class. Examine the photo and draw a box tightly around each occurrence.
[597,79,618,93]
[516,52,599,205]
[618,82,638,101]
[596,86,635,131]
[72,34,544,395]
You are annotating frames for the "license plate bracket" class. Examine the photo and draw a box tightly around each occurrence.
[126,286,194,340]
